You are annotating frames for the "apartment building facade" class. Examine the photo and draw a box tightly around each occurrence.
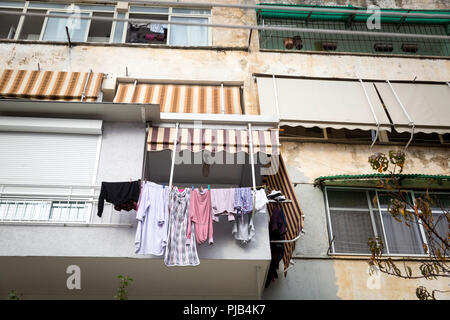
[0,0,448,300]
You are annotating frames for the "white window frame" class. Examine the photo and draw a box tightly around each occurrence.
[124,5,212,46]
[39,9,92,42]
[1,2,212,46]
[324,186,449,257]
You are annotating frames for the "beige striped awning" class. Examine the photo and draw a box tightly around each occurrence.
[0,69,104,101]
[263,154,303,277]
[114,83,243,114]
[147,127,280,154]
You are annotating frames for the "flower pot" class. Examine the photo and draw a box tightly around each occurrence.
[293,36,303,50]
[321,41,337,51]
[283,37,294,49]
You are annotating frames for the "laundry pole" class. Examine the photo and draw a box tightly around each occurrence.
[248,123,257,218]
[168,122,179,189]
[248,123,257,191]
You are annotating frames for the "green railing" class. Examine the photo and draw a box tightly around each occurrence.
[257,5,450,57]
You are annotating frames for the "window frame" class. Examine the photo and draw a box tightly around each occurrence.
[39,9,93,42]
[324,186,449,257]
[0,2,213,46]
[124,5,212,46]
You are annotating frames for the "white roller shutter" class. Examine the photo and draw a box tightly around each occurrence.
[0,131,99,185]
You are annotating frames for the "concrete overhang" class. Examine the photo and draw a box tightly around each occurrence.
[0,99,160,123]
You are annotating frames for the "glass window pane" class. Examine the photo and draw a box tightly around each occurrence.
[112,12,125,43]
[330,209,375,254]
[427,212,448,248]
[377,191,412,209]
[172,8,210,15]
[28,2,67,9]
[18,9,45,40]
[381,210,424,254]
[0,1,24,8]
[77,5,115,12]
[415,193,450,212]
[129,6,169,14]
[170,17,208,46]
[127,14,168,44]
[87,12,113,43]
[0,8,21,39]
[327,189,369,209]
[42,12,90,42]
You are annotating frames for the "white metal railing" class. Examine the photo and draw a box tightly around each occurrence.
[0,183,132,226]
[0,198,91,222]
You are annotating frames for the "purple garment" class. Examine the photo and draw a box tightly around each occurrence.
[135,182,169,256]
[234,187,253,215]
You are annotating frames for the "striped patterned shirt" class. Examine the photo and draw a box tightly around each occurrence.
[164,187,200,266]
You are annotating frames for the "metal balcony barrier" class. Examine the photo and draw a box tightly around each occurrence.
[0,183,133,226]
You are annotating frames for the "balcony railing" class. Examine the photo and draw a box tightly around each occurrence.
[0,183,133,226]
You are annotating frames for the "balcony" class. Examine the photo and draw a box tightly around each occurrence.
[257,4,450,57]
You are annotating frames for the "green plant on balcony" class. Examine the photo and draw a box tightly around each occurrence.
[114,275,133,300]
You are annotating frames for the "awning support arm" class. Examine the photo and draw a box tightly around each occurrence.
[131,79,138,102]
[272,75,280,121]
[386,80,415,151]
[80,69,92,102]
[248,123,257,219]
[359,79,380,148]
[168,122,179,189]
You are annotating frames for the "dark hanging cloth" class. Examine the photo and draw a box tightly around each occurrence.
[97,180,141,217]
[265,203,287,288]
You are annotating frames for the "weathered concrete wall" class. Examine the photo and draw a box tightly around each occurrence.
[281,142,450,184]
[262,141,450,300]
[263,258,450,299]
[0,42,449,115]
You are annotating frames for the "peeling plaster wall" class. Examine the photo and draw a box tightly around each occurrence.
[262,141,450,300]
[333,259,450,299]
[0,43,449,116]
[0,0,449,300]
[281,143,450,184]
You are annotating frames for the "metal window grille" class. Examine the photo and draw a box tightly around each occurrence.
[258,15,450,57]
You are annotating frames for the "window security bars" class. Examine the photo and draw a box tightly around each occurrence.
[325,188,449,256]
[258,16,450,57]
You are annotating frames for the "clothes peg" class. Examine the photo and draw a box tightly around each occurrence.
[208,185,210,190]
[192,185,194,190]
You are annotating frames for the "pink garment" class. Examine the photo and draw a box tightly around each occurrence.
[187,189,213,245]
[210,188,236,222]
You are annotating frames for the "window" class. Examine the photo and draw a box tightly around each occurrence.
[42,11,90,42]
[0,2,211,45]
[125,6,211,46]
[325,188,449,256]
[257,9,450,57]
[0,1,116,42]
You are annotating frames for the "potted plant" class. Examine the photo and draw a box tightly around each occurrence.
[283,37,294,49]
[293,36,303,50]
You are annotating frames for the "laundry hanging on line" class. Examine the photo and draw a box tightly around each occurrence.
[98,179,288,267]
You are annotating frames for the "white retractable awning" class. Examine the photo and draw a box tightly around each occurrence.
[257,77,392,131]
[374,82,450,135]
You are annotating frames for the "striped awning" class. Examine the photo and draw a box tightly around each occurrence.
[0,69,104,101]
[147,127,280,154]
[114,82,243,114]
[263,154,303,276]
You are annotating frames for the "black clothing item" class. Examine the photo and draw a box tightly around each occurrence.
[265,204,288,288]
[97,180,141,217]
